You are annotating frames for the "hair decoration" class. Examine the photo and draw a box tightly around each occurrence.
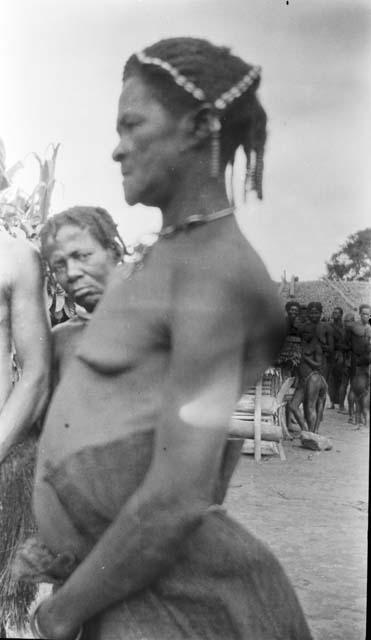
[135,49,262,182]
[135,51,261,113]
[214,67,261,111]
[136,51,206,102]
[210,117,221,178]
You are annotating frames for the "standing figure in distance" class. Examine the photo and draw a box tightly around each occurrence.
[307,301,334,382]
[21,38,312,640]
[289,322,327,433]
[0,232,51,635]
[347,304,371,425]
[275,301,302,433]
[339,312,355,414]
[280,300,302,377]
[285,300,300,335]
[328,306,346,410]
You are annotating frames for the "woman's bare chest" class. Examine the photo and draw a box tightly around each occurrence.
[77,259,173,372]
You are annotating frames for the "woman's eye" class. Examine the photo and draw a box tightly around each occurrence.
[124,119,142,130]
[53,263,66,273]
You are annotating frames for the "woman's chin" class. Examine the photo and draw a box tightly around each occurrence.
[123,181,145,207]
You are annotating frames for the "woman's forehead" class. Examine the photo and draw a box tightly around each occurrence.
[117,75,180,129]
[118,76,157,113]
[47,225,99,253]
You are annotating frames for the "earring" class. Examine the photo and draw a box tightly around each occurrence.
[244,152,251,203]
[210,117,221,178]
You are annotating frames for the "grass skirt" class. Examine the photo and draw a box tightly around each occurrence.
[0,435,38,630]
[83,508,313,640]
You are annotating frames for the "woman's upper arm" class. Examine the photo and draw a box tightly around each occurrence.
[11,243,51,372]
[148,278,245,500]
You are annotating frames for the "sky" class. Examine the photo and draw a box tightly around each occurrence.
[1,0,370,281]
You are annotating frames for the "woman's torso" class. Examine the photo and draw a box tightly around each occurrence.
[34,218,277,556]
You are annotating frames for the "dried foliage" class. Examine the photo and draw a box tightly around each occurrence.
[0,140,75,324]
[0,437,38,630]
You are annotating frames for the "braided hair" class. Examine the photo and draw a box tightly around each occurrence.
[40,206,126,261]
[123,38,267,199]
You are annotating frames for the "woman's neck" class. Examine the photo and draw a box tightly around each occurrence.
[160,163,230,229]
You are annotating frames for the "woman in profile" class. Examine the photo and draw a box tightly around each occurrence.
[18,38,312,639]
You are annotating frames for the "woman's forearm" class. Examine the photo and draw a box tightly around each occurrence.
[0,370,49,458]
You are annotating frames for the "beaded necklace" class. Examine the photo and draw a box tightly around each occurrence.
[159,205,234,238]
[125,206,234,271]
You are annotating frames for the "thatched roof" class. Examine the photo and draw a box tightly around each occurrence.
[277,277,371,318]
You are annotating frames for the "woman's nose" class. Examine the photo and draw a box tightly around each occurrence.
[66,259,82,282]
[112,143,121,162]
[112,139,126,162]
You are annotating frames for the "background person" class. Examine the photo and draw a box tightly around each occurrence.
[285,300,300,336]
[337,312,356,415]
[307,301,334,381]
[17,37,311,639]
[279,301,302,379]
[40,206,126,383]
[347,304,371,425]
[328,306,345,410]
[289,322,327,433]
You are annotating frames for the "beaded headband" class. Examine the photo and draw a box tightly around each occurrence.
[136,51,260,111]
[135,51,261,178]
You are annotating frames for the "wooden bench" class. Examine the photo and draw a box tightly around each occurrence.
[229,370,294,461]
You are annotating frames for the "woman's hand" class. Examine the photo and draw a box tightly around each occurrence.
[32,598,82,640]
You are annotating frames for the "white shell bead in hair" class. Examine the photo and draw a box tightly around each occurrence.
[135,52,260,111]
[135,51,206,102]
[214,98,226,110]
[193,88,204,100]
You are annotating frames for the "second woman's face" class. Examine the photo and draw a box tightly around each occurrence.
[112,76,189,208]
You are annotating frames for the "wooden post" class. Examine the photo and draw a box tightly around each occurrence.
[254,377,262,462]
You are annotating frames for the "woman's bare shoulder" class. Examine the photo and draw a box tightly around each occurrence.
[171,219,278,313]
[202,219,276,298]
[0,232,40,263]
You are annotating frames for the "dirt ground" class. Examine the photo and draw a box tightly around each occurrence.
[225,407,369,640]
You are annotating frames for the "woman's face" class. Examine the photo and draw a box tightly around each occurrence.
[112,75,189,208]
[45,225,117,312]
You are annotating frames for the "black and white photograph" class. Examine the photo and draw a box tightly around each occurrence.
[1,1,370,639]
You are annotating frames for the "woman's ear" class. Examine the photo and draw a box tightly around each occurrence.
[181,104,215,149]
[112,242,124,264]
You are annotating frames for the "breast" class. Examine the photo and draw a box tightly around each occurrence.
[76,258,171,374]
